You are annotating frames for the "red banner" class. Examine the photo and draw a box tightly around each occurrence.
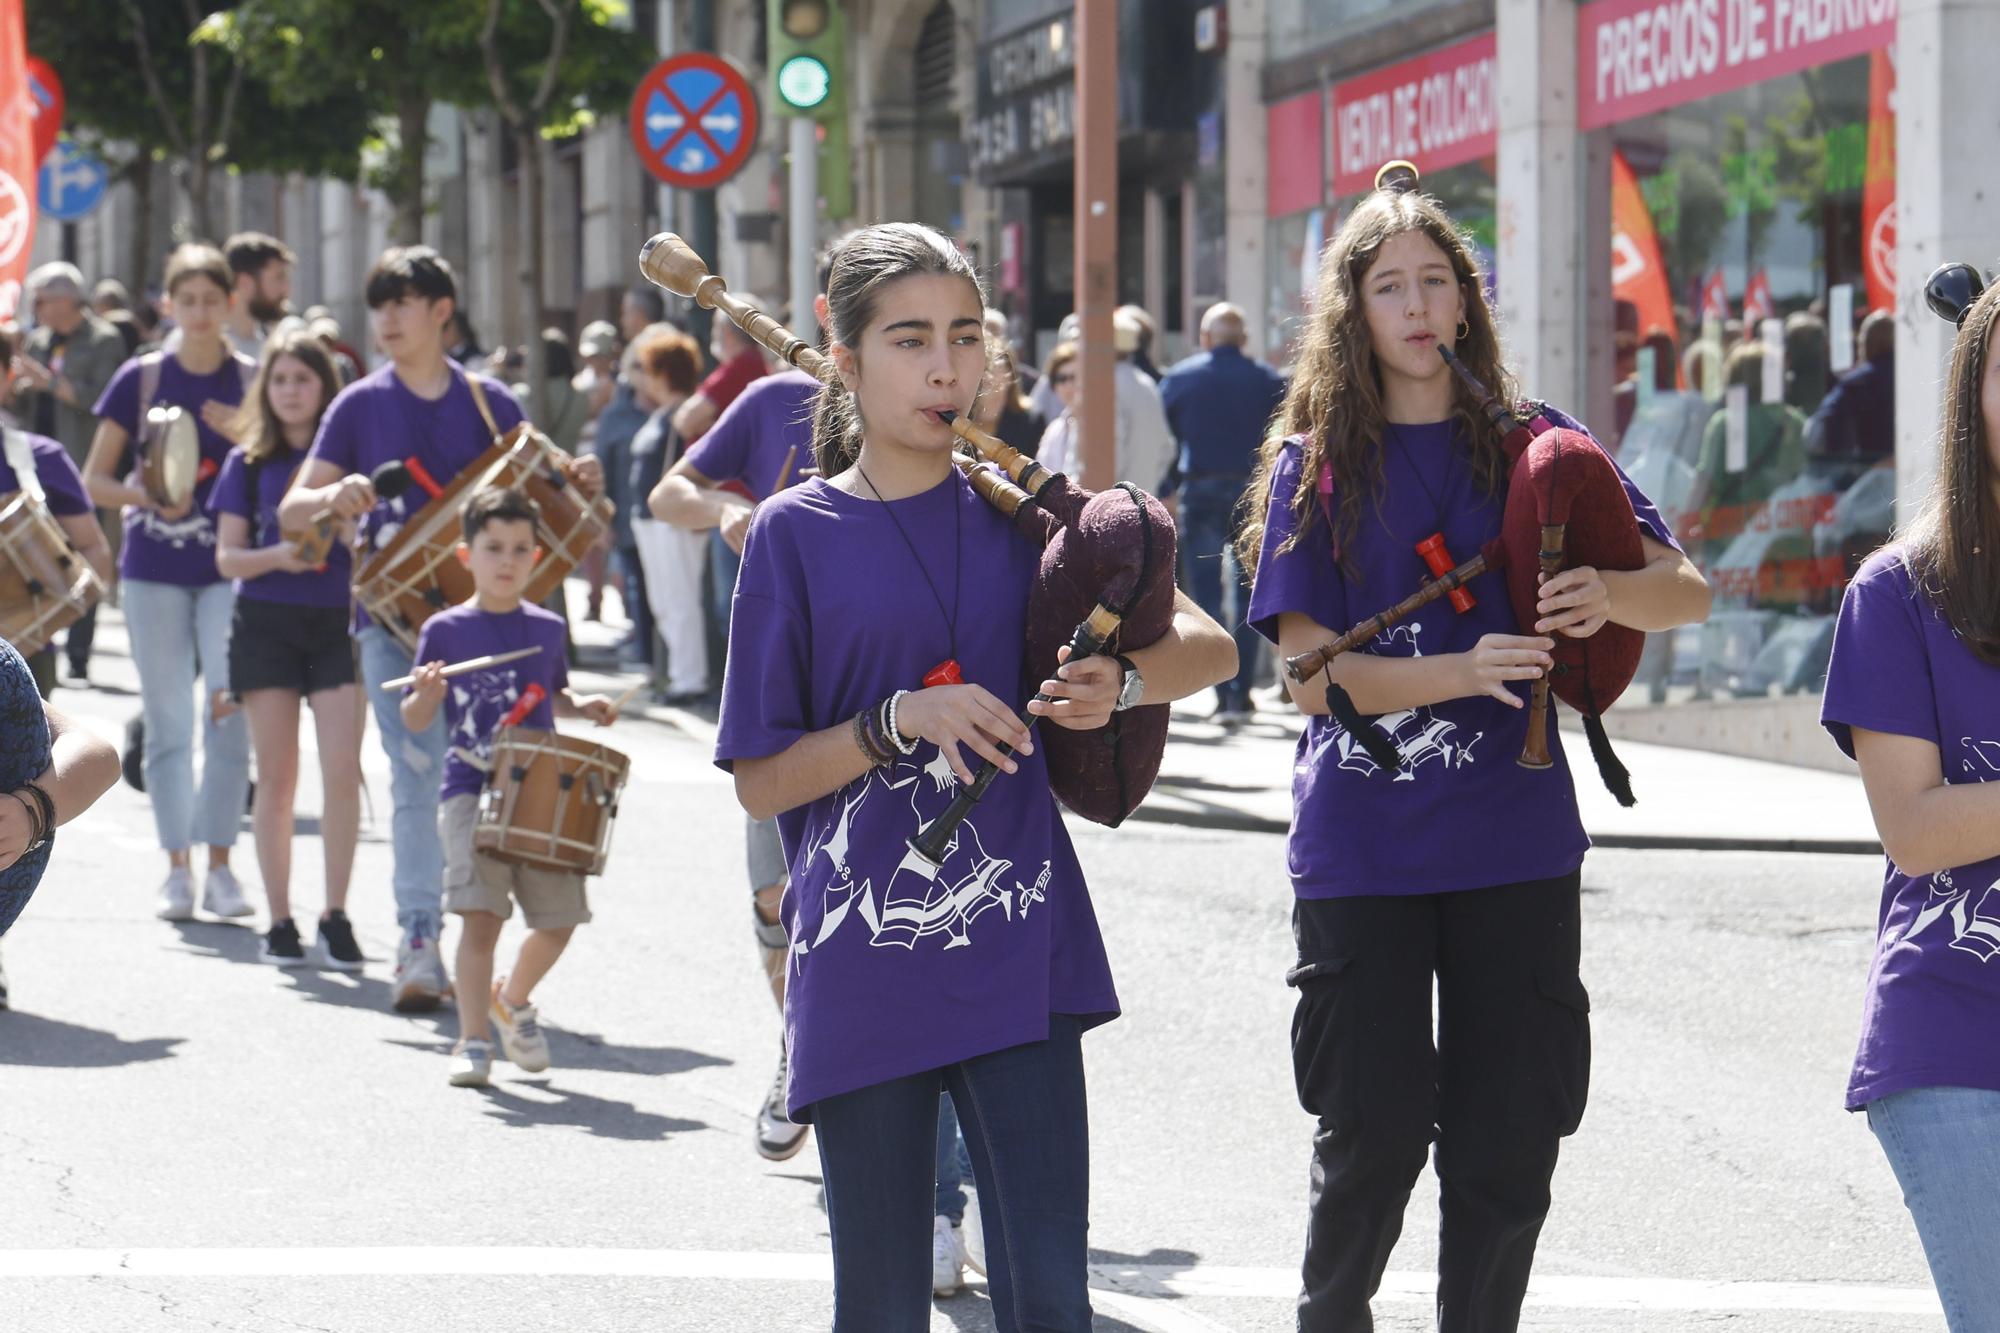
[1742,268,1775,325]
[1329,34,1496,197]
[1266,90,1325,218]
[1610,150,1676,345]
[0,0,34,321]
[1698,269,1730,323]
[1861,45,1895,314]
[1578,0,1896,130]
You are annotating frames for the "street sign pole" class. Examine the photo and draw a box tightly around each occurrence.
[789,116,817,343]
[688,0,718,351]
[1075,0,1118,491]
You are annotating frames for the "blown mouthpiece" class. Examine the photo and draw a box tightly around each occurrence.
[938,409,958,425]
[371,459,411,502]
[1925,262,1987,329]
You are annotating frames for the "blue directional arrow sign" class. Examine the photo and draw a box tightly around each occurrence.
[629,54,759,190]
[38,141,109,222]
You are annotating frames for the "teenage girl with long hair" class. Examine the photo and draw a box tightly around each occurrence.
[1239,180,1710,1331]
[714,222,1236,1330]
[1820,277,2000,1332]
[211,329,363,968]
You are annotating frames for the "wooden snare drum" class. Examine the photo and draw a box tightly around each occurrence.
[352,426,614,652]
[0,491,107,655]
[139,405,201,509]
[474,728,629,876]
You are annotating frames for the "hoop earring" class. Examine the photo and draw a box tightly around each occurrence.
[1456,319,1470,341]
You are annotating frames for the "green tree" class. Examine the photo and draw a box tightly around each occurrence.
[26,0,370,274]
[476,0,651,399]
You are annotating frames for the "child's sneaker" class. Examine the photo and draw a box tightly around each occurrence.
[392,930,447,1012]
[201,865,253,919]
[260,919,307,967]
[314,910,364,973]
[931,1214,967,1296]
[489,978,551,1073]
[448,1039,492,1087]
[155,866,195,921]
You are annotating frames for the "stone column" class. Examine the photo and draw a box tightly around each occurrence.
[1223,0,1268,357]
[1895,0,2000,528]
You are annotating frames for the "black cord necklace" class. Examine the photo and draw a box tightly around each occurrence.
[857,464,962,679]
[1387,421,1461,532]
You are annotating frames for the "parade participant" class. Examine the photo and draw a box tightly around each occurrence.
[651,345,818,1161]
[210,331,363,970]
[1819,271,2000,1333]
[83,243,259,925]
[12,263,129,684]
[715,222,1236,1329]
[0,326,115,695]
[1239,179,1709,1332]
[278,245,602,1013]
[0,642,121,939]
[400,486,618,1088]
[222,232,295,362]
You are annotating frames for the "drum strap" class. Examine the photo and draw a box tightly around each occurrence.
[2,428,44,503]
[464,371,503,443]
[136,351,165,428]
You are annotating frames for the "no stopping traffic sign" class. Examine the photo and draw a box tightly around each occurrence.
[630,53,759,190]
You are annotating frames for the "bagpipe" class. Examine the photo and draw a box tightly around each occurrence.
[1281,168,1650,803]
[636,235,1179,842]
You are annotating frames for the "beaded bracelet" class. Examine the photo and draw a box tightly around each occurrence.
[862,705,897,765]
[852,710,893,767]
[882,689,919,757]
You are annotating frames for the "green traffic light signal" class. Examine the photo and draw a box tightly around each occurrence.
[767,0,843,123]
[777,54,831,110]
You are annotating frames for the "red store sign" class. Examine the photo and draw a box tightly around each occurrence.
[1579,0,1896,128]
[1329,34,1496,197]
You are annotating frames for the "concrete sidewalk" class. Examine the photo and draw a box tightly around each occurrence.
[1139,689,1882,855]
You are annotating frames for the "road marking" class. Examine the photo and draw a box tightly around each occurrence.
[0,1249,1941,1318]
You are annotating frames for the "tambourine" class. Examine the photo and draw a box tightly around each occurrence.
[139,405,200,509]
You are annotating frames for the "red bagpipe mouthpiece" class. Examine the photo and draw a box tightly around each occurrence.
[1416,533,1476,613]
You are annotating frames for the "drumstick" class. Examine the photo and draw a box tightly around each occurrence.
[773,444,798,494]
[377,645,543,691]
[609,681,645,714]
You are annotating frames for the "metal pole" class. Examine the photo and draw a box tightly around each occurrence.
[656,0,678,286]
[789,116,818,338]
[1073,0,1118,490]
[687,0,717,349]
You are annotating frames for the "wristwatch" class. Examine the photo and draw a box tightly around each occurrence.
[1112,654,1144,712]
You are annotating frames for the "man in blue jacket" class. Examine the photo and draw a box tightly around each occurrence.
[1160,303,1287,724]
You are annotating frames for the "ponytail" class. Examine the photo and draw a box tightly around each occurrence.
[812,376,863,476]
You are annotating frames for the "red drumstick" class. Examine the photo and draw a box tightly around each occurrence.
[1416,532,1476,613]
[404,456,445,500]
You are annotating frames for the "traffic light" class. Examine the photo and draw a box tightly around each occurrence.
[768,0,845,123]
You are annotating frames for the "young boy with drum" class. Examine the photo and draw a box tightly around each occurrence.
[715,223,1236,1330]
[1238,175,1710,1331]
[210,330,363,970]
[278,246,602,1012]
[1819,268,2000,1331]
[401,486,618,1088]
[83,243,259,924]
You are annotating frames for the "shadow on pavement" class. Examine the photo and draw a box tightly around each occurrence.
[166,919,261,963]
[543,1026,733,1077]
[476,1080,708,1140]
[0,1011,185,1067]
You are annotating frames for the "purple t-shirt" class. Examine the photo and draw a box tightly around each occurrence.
[1821,548,2000,1110]
[0,431,92,517]
[93,350,256,586]
[207,445,353,608]
[307,361,523,627]
[682,369,816,502]
[1246,406,1677,898]
[409,601,570,802]
[715,473,1120,1119]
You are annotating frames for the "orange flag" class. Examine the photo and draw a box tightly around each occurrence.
[0,0,36,321]
[1862,47,1896,316]
[1610,150,1676,346]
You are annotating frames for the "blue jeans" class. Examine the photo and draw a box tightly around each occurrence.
[358,626,447,937]
[122,579,249,851]
[936,1093,973,1224]
[1868,1086,2000,1332]
[1178,475,1260,708]
[814,1017,1092,1332]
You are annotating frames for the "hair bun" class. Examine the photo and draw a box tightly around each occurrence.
[1374,160,1421,195]
[1925,262,1987,329]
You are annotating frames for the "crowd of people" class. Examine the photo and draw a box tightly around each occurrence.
[0,172,1995,1333]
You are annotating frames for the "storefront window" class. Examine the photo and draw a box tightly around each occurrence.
[1604,52,1895,706]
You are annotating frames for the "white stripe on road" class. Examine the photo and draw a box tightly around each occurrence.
[0,1248,1942,1318]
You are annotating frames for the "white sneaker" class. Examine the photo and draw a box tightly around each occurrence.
[962,1192,986,1276]
[931,1214,967,1297]
[155,867,195,921]
[201,865,253,918]
[448,1038,492,1087]
[489,978,551,1073]
[392,931,449,1013]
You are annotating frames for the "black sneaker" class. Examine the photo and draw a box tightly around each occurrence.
[315,911,365,973]
[261,919,307,968]
[0,946,10,1010]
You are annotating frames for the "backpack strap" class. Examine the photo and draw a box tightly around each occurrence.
[136,350,165,423]
[463,370,503,442]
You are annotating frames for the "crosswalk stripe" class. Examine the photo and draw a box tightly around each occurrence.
[0,1248,1941,1317]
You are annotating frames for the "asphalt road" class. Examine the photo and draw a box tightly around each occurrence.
[0,620,1941,1333]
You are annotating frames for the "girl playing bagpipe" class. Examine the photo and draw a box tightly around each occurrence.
[1820,266,2000,1332]
[1239,174,1710,1330]
[713,222,1236,1331]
